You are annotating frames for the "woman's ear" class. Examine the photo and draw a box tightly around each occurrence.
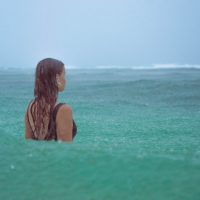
[56,74,60,83]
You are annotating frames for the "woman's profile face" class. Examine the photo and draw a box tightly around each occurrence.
[57,67,66,92]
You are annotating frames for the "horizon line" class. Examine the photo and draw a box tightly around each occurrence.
[0,63,200,70]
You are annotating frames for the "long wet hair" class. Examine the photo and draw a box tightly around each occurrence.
[31,58,64,140]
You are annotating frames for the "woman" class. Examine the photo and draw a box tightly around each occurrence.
[24,58,77,142]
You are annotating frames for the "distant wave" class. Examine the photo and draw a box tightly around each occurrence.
[92,64,200,70]
[1,64,200,70]
[152,64,200,69]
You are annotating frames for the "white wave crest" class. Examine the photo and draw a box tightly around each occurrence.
[152,64,200,69]
[93,64,200,70]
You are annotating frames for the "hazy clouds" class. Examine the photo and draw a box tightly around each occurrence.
[0,0,200,68]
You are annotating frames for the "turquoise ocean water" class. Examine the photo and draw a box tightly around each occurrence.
[0,67,200,200]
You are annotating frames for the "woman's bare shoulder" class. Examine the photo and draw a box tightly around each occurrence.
[59,103,72,110]
[57,103,72,118]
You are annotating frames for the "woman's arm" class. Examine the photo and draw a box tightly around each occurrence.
[56,105,73,142]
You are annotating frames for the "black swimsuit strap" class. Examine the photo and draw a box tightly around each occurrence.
[52,103,66,121]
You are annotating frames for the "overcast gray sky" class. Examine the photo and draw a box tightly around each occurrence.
[0,0,200,68]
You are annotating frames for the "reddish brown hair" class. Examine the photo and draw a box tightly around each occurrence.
[31,58,64,140]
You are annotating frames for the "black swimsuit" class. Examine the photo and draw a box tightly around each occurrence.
[27,101,77,141]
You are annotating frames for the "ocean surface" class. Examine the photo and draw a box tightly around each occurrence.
[0,67,200,200]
